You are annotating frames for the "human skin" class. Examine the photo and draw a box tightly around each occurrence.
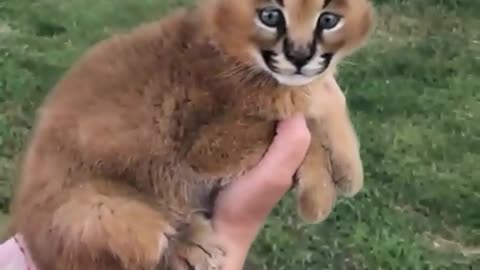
[213,75,347,270]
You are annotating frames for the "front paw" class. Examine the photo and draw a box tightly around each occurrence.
[168,215,226,270]
[330,146,364,197]
[295,164,337,224]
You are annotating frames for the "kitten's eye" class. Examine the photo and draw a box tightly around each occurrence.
[258,7,284,28]
[318,12,341,30]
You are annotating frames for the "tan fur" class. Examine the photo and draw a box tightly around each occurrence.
[7,0,374,269]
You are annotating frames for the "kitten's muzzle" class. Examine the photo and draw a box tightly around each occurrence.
[283,38,315,69]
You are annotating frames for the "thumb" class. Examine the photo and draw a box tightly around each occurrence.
[214,114,311,225]
[252,113,311,189]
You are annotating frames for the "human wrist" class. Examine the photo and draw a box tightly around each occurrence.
[217,232,253,270]
[214,219,260,270]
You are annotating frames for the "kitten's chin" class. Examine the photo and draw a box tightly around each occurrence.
[270,73,317,86]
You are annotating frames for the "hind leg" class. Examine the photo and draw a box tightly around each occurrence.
[14,180,175,270]
[166,214,225,270]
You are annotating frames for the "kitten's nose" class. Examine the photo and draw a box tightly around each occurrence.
[283,39,314,68]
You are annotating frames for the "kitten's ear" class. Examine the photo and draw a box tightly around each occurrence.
[357,0,376,43]
[340,0,376,56]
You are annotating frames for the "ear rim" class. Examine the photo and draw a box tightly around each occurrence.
[344,0,377,55]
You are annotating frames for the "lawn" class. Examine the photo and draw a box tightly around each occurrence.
[0,0,479,269]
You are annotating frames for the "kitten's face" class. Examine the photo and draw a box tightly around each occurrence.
[208,0,374,86]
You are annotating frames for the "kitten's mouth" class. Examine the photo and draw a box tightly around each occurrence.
[258,50,333,86]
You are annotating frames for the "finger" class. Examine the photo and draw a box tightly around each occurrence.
[251,113,311,188]
[214,114,311,224]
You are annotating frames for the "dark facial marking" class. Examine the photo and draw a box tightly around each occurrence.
[261,50,279,72]
[323,0,333,8]
[320,53,333,71]
[275,0,284,6]
[276,22,287,38]
[301,53,333,75]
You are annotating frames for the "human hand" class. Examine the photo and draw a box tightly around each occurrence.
[212,75,347,269]
[212,114,311,270]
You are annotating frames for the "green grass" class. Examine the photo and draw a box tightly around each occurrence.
[1,0,479,269]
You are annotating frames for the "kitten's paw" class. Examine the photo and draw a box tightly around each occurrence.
[295,165,336,224]
[110,215,175,269]
[169,216,226,270]
[52,196,177,270]
[177,239,225,270]
[331,148,364,197]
